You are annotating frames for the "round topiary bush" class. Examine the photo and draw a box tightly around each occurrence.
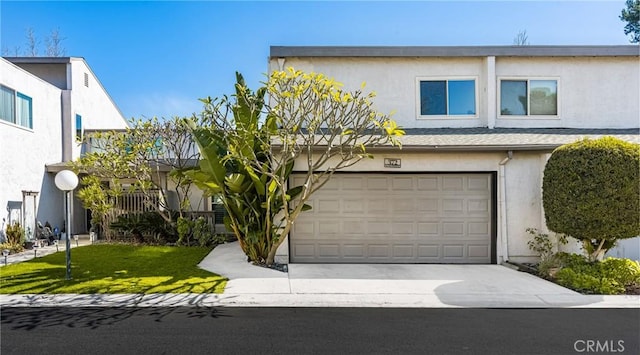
[542,136,640,259]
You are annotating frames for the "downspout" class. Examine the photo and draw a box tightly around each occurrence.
[498,150,513,263]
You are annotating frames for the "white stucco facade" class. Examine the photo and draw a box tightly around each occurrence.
[270,55,639,130]
[269,46,640,264]
[0,57,127,239]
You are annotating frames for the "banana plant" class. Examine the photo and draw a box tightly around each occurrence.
[183,72,308,264]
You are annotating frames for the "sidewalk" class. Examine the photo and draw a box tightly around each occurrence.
[2,241,639,308]
[0,235,93,267]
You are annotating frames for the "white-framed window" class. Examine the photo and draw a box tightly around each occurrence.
[0,85,33,129]
[417,77,477,118]
[499,78,558,116]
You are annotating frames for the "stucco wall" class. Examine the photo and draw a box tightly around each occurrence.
[495,57,639,129]
[0,59,66,236]
[69,59,128,160]
[270,55,639,130]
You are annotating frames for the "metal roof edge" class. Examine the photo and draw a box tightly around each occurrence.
[270,45,640,58]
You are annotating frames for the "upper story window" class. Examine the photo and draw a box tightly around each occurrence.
[75,114,83,141]
[0,85,33,129]
[418,78,477,118]
[500,79,558,116]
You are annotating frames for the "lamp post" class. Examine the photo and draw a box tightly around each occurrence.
[54,170,78,280]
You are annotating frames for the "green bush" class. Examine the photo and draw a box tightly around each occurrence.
[601,257,640,287]
[526,227,567,262]
[542,137,640,260]
[551,254,640,295]
[5,222,25,245]
[110,212,177,244]
[555,267,624,295]
[0,241,24,254]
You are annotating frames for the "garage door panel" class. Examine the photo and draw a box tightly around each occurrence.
[318,244,340,257]
[367,177,388,190]
[290,173,493,263]
[392,199,415,212]
[368,244,391,258]
[443,245,465,258]
[417,198,439,212]
[468,199,489,213]
[443,176,464,191]
[443,199,464,213]
[392,177,414,190]
[343,244,365,257]
[468,176,490,190]
[393,245,414,258]
[468,245,490,258]
[392,222,415,235]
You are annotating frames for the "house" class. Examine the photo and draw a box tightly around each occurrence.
[0,57,128,241]
[268,45,640,264]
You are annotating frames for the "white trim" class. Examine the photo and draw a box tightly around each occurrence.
[486,56,496,129]
[497,77,560,119]
[415,76,479,120]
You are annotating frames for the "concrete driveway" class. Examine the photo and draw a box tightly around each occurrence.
[198,242,639,308]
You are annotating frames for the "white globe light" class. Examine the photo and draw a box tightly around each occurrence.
[54,170,79,191]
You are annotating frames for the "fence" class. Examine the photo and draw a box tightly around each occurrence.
[101,191,228,241]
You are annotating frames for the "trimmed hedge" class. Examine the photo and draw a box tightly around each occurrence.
[542,137,640,245]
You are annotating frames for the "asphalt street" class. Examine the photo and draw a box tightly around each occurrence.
[2,307,638,355]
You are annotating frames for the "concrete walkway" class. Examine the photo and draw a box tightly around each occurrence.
[0,235,93,267]
[2,241,639,308]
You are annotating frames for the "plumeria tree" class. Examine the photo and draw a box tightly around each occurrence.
[73,116,204,239]
[186,69,404,265]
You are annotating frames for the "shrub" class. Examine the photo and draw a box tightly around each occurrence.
[0,241,24,254]
[600,257,640,287]
[5,222,25,245]
[526,228,567,262]
[555,267,624,295]
[110,212,177,244]
[551,254,640,295]
[542,137,640,260]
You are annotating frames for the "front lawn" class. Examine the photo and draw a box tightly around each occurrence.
[0,244,226,294]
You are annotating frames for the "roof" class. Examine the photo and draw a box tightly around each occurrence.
[396,128,640,151]
[2,56,78,64]
[270,45,640,58]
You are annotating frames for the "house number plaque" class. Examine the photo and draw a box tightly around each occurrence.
[384,158,401,168]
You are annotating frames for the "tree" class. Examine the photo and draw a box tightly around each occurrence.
[542,137,640,261]
[620,0,640,43]
[45,28,66,57]
[186,69,404,265]
[513,30,529,46]
[1,27,66,57]
[25,27,39,57]
[72,116,204,239]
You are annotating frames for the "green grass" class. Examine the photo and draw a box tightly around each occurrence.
[0,244,227,294]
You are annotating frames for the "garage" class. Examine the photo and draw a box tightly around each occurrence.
[289,173,495,264]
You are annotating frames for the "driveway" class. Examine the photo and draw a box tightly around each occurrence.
[198,242,638,308]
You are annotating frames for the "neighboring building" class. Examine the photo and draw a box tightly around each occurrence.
[0,57,128,240]
[268,45,640,264]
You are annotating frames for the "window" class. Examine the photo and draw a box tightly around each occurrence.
[0,85,32,129]
[419,79,476,117]
[500,79,558,116]
[84,73,89,87]
[75,114,83,141]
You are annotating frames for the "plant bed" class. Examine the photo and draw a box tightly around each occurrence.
[252,261,288,273]
[508,254,640,295]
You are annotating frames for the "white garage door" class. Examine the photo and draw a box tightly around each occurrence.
[290,173,493,263]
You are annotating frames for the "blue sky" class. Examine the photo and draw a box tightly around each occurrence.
[0,1,632,120]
